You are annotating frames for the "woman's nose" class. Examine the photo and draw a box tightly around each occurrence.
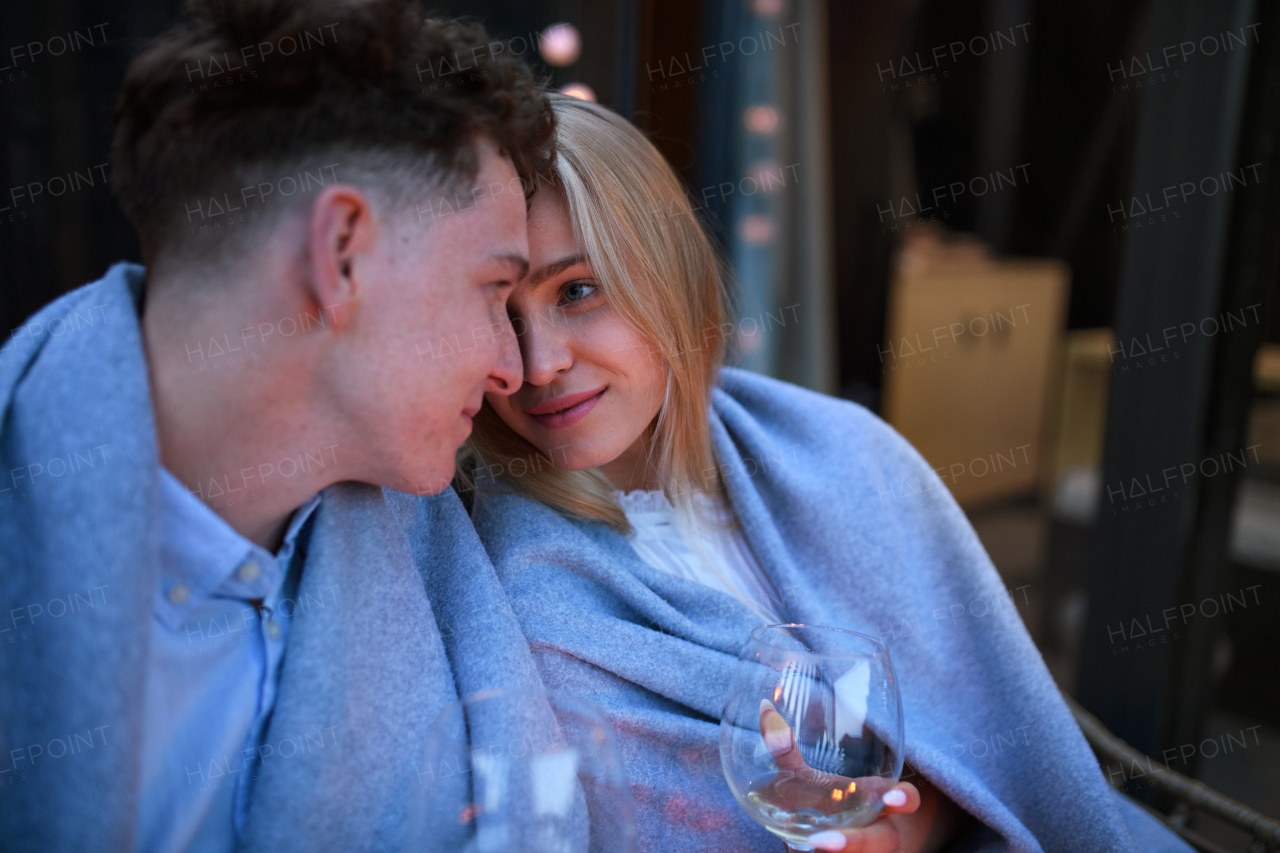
[519,310,574,386]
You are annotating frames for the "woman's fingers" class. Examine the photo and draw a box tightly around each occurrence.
[808,818,902,852]
[843,776,898,801]
[803,784,918,852]
[756,703,916,851]
[757,702,918,812]
[879,782,920,814]
[759,699,808,771]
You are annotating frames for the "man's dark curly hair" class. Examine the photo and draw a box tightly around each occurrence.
[112,0,555,264]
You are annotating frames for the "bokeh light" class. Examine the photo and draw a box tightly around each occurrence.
[559,83,597,102]
[740,215,773,245]
[744,105,779,134]
[749,160,786,192]
[540,23,582,67]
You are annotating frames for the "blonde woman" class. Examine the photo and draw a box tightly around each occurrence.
[465,95,1190,853]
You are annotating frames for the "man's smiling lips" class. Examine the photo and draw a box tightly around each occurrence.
[523,387,606,430]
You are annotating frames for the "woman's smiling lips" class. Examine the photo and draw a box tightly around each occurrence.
[523,386,606,430]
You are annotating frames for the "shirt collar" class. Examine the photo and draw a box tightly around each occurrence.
[154,468,321,629]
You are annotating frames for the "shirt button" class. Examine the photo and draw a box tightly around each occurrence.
[167,583,190,605]
[265,620,281,641]
[238,561,261,583]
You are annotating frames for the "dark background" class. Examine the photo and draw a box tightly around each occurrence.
[6,0,1271,389]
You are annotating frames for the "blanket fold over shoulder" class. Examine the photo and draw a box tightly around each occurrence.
[0,263,547,853]
[473,366,1192,853]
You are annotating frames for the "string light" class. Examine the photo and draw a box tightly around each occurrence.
[559,83,596,102]
[540,23,581,66]
[744,105,779,134]
[740,215,773,245]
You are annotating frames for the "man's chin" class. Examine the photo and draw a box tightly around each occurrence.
[396,460,457,497]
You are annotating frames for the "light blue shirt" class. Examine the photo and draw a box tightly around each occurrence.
[136,469,322,853]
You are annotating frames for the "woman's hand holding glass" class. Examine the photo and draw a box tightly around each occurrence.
[758,699,920,851]
[721,625,909,853]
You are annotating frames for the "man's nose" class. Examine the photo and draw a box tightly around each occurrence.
[485,313,523,396]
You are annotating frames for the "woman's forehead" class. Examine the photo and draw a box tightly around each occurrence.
[527,190,579,267]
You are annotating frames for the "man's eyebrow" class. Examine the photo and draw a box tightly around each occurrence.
[492,253,530,281]
[526,253,587,287]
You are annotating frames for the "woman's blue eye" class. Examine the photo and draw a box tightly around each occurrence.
[561,281,597,304]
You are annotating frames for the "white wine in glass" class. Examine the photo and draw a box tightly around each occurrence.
[720,624,905,852]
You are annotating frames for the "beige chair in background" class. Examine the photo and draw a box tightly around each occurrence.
[879,232,1070,508]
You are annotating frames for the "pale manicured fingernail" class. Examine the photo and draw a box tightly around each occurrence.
[808,830,847,851]
[761,718,792,754]
[759,704,793,754]
[883,788,907,807]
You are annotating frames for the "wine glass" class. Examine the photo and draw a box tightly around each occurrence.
[406,688,636,853]
[720,624,905,852]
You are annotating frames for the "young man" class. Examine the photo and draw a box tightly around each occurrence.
[0,1,554,850]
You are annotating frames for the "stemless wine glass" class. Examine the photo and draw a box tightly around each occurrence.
[406,688,636,853]
[720,624,905,852]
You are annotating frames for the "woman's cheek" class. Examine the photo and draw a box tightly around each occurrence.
[596,317,654,369]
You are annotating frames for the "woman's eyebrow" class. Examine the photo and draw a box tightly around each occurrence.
[526,253,587,286]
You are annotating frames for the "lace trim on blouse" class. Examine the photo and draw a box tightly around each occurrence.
[613,489,783,623]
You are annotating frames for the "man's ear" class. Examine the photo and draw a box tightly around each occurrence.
[306,184,377,333]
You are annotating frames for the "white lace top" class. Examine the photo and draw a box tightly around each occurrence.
[614,489,784,624]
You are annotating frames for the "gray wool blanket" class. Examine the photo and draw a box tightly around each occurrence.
[0,263,550,852]
[471,367,1193,853]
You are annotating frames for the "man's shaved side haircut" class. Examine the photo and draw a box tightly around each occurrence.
[111,0,555,265]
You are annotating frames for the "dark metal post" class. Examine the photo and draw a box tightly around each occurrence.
[1078,0,1259,762]
[612,0,641,120]
[1167,0,1280,762]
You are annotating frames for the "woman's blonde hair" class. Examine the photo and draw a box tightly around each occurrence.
[463,93,731,531]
